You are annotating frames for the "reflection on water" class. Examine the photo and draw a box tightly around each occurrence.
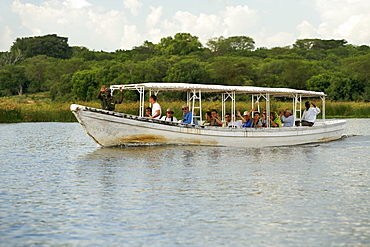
[0,120,369,246]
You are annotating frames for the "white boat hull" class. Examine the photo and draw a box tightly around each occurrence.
[71,104,346,148]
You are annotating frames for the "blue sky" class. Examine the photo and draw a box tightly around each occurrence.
[1,0,369,52]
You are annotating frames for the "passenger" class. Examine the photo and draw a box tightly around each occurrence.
[251,112,263,128]
[280,109,294,127]
[211,109,223,126]
[236,110,253,127]
[262,110,267,127]
[148,95,161,119]
[296,101,321,126]
[223,113,242,128]
[160,108,178,122]
[269,111,282,127]
[97,85,123,111]
[202,112,213,126]
[145,107,152,117]
[181,105,197,124]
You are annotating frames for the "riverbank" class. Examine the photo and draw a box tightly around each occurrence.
[1,94,369,122]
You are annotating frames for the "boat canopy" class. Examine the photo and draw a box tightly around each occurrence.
[109,83,326,126]
[110,83,326,97]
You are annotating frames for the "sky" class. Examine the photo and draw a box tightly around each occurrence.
[0,0,369,52]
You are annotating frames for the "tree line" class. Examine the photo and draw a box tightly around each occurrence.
[0,33,369,102]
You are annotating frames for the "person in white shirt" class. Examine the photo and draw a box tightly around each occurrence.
[300,101,320,126]
[148,95,161,119]
[160,108,178,122]
[222,113,242,128]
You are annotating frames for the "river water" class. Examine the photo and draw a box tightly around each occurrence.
[0,119,369,246]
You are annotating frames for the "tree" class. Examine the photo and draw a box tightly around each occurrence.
[306,74,332,92]
[280,60,323,89]
[155,33,203,56]
[208,57,256,85]
[293,39,347,50]
[11,34,73,59]
[0,49,23,65]
[165,59,209,83]
[207,36,255,56]
[22,55,57,93]
[72,69,99,101]
[0,65,28,96]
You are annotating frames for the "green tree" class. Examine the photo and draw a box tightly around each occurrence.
[207,36,255,56]
[165,58,209,83]
[155,33,203,56]
[11,34,73,59]
[0,65,28,96]
[208,57,256,85]
[72,69,99,101]
[280,60,323,89]
[306,74,332,92]
[23,55,57,93]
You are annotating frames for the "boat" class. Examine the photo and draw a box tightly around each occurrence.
[70,83,346,148]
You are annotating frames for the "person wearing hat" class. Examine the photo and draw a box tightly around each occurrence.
[237,110,253,128]
[160,108,178,122]
[280,109,294,127]
[98,85,123,111]
[181,104,197,124]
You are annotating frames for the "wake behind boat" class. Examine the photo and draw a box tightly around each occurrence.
[70,83,346,148]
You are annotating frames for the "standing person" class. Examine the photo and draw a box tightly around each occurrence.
[181,105,197,124]
[299,101,321,126]
[97,85,123,111]
[148,95,161,119]
[160,108,178,122]
[280,109,294,127]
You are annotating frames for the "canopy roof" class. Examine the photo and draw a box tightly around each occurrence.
[110,83,326,97]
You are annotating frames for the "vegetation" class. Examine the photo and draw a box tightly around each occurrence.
[0,33,369,122]
[0,93,368,123]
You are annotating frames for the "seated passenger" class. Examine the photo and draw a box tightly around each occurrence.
[280,109,294,127]
[181,105,197,124]
[145,107,152,117]
[160,108,178,122]
[299,101,320,126]
[262,110,267,127]
[237,110,253,127]
[203,111,222,126]
[222,113,242,128]
[269,111,282,127]
[211,109,223,126]
[251,112,263,128]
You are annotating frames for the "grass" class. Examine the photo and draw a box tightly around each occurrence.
[0,94,369,123]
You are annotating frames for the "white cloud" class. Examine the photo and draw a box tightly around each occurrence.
[148,5,258,47]
[265,32,296,48]
[221,5,258,33]
[123,0,142,16]
[0,26,14,51]
[11,0,130,51]
[297,20,317,38]
[63,0,91,9]
[314,0,370,44]
[121,25,143,48]
[146,6,162,28]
